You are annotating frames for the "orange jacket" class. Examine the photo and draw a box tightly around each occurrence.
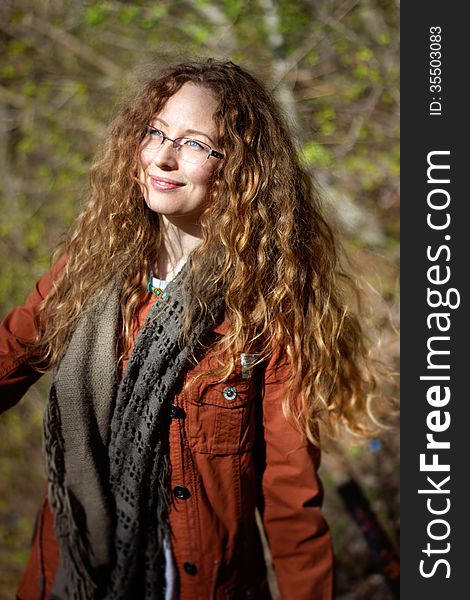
[0,265,334,600]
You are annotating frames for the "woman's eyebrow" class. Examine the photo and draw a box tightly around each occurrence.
[152,117,216,146]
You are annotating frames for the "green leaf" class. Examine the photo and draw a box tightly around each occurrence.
[151,5,168,19]
[84,5,107,27]
[120,5,140,24]
[300,142,332,167]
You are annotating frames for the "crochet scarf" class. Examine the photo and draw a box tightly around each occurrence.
[43,267,224,599]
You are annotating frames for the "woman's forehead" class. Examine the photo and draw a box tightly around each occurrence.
[151,83,220,140]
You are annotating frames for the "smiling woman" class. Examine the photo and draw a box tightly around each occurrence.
[0,59,380,600]
[139,84,222,231]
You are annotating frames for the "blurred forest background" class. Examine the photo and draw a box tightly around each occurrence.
[0,0,399,598]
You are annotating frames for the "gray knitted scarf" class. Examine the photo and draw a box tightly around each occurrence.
[43,267,224,599]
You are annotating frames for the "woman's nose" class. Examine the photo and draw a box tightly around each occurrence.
[152,139,178,169]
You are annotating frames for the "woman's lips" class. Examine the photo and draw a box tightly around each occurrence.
[149,175,186,191]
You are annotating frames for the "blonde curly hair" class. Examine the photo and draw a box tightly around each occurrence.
[33,59,380,446]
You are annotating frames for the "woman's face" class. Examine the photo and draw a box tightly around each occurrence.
[139,83,221,228]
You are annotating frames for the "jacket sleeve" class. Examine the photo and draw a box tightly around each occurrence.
[0,257,65,414]
[259,350,334,600]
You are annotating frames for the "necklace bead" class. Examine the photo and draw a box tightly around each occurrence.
[147,272,169,300]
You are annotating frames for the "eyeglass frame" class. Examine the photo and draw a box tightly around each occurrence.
[141,125,225,165]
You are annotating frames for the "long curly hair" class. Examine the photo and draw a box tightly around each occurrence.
[33,58,380,446]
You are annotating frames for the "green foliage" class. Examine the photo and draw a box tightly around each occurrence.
[84,3,109,27]
[300,141,332,167]
[119,5,141,24]
[222,0,245,19]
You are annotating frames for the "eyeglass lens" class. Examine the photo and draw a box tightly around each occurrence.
[142,128,212,165]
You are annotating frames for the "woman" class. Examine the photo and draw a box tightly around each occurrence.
[0,59,376,599]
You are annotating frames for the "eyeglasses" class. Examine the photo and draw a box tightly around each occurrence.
[141,126,225,166]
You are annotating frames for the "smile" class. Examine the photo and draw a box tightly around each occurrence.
[149,176,186,191]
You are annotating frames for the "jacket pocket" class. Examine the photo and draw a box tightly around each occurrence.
[187,372,256,455]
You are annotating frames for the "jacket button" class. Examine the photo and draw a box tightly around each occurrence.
[183,562,197,575]
[173,486,191,500]
[169,403,185,419]
[222,386,237,401]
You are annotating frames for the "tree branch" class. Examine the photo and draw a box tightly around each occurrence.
[19,13,122,78]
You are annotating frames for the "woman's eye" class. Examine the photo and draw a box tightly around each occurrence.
[148,127,164,138]
[184,138,206,151]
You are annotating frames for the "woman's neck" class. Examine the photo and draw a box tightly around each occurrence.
[154,216,202,281]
